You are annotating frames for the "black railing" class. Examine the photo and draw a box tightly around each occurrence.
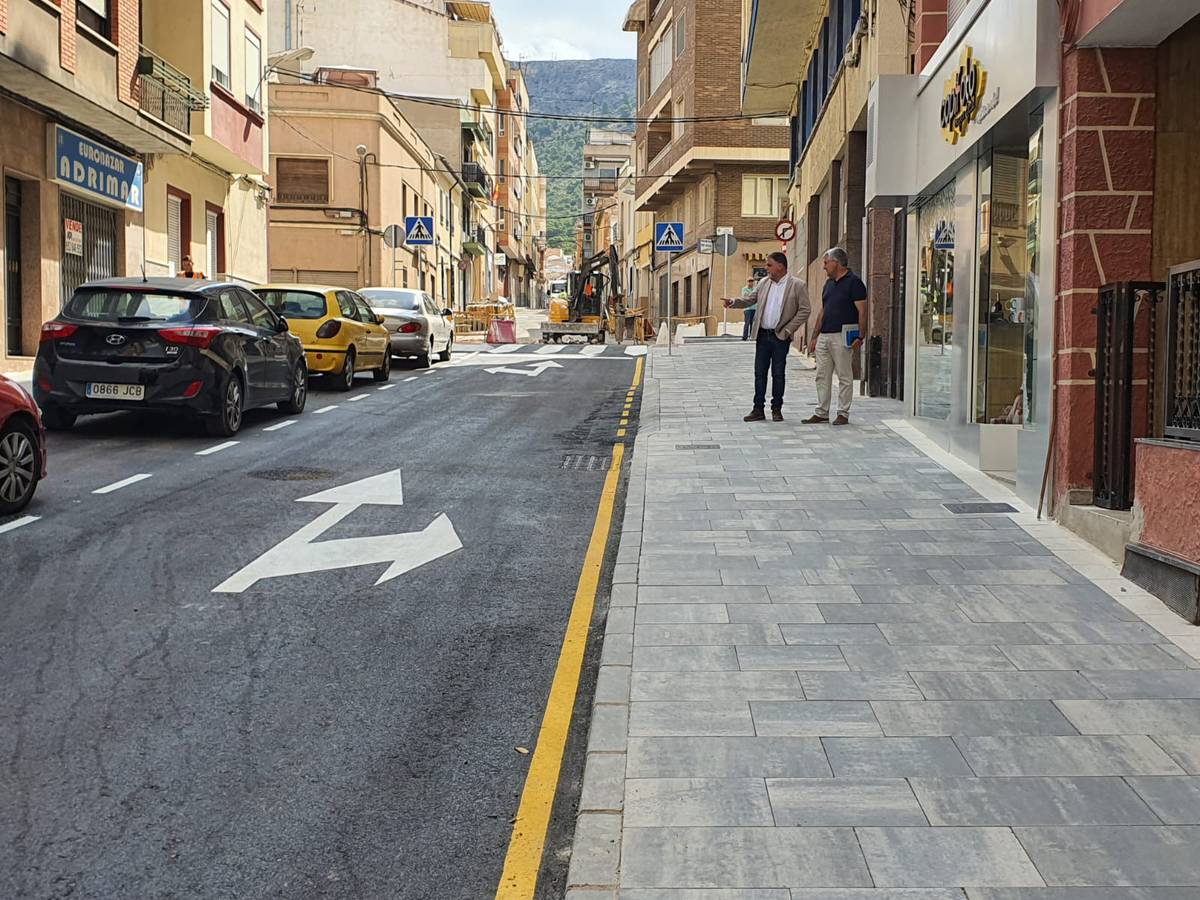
[461,161,493,197]
[1094,281,1164,510]
[137,46,208,134]
[1166,261,1200,442]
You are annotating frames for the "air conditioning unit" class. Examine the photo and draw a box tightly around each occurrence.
[585,196,597,208]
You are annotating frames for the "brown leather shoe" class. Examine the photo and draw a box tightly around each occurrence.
[744,410,766,422]
[833,415,850,426]
[771,410,784,422]
[801,415,829,425]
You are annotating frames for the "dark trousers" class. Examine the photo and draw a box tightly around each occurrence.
[753,328,790,412]
[742,308,755,340]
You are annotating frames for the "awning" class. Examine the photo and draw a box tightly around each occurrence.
[446,1,492,24]
[623,0,647,32]
[741,0,827,117]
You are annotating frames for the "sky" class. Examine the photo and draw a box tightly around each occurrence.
[486,0,637,61]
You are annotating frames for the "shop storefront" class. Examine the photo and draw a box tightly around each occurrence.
[867,0,1060,504]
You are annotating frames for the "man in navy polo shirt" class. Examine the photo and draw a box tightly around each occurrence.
[804,247,866,426]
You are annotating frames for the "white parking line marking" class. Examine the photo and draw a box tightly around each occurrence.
[377,384,396,391]
[264,420,297,432]
[196,441,239,456]
[489,343,522,354]
[93,473,153,494]
[314,405,339,414]
[404,377,418,383]
[579,345,606,357]
[348,394,369,402]
[0,515,40,535]
[536,344,566,355]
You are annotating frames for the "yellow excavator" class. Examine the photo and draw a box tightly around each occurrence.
[543,246,621,344]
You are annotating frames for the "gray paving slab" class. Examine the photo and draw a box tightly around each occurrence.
[1126,776,1200,824]
[999,644,1187,671]
[567,812,621,889]
[912,672,1105,701]
[619,826,873,889]
[878,622,1045,644]
[1029,622,1164,644]
[819,602,972,623]
[624,777,774,827]
[726,604,826,624]
[579,753,626,812]
[956,736,1186,776]
[1014,826,1200,886]
[1151,736,1200,773]
[1056,700,1200,735]
[629,701,755,737]
[1082,671,1200,699]
[823,736,975,776]
[735,645,850,671]
[595,665,632,703]
[909,776,1160,826]
[637,604,731,624]
[964,890,1200,899]
[929,569,1068,586]
[853,584,995,604]
[871,700,1077,736]
[840,644,1017,671]
[601,632,634,666]
[766,778,928,826]
[638,586,770,604]
[632,645,741,671]
[635,624,786,646]
[631,671,804,702]
[626,736,832,779]
[750,701,883,736]
[778,624,888,644]
[800,568,938,586]
[620,891,790,900]
[800,672,925,700]
[856,826,1045,888]
[767,585,862,603]
[790,892,966,900]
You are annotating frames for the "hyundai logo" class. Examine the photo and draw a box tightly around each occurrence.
[106,334,126,346]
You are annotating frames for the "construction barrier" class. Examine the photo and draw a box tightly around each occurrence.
[487,318,518,344]
[454,301,517,336]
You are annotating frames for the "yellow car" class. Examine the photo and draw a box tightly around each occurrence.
[253,285,392,390]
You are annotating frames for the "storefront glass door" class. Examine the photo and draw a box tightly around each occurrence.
[915,182,956,419]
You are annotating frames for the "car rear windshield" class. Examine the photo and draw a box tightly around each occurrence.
[255,289,328,320]
[359,289,422,311]
[64,289,203,323]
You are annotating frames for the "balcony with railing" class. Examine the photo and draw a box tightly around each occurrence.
[461,107,494,144]
[584,167,621,190]
[137,45,209,135]
[462,225,489,256]
[462,161,493,199]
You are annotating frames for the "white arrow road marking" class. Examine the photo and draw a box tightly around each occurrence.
[0,515,40,535]
[93,473,153,493]
[484,360,565,378]
[213,468,462,594]
[196,441,239,456]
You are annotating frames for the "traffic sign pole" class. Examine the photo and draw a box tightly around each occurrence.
[667,251,673,356]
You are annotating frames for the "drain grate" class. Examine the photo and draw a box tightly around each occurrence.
[943,502,1018,515]
[250,467,337,482]
[675,443,721,451]
[561,453,611,471]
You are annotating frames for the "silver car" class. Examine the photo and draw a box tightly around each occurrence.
[359,288,455,368]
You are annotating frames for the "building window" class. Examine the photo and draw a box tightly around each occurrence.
[674,12,686,58]
[649,24,673,93]
[741,176,789,218]
[206,206,225,278]
[166,189,192,276]
[498,113,505,134]
[211,1,232,90]
[673,96,685,140]
[77,0,110,39]
[498,159,506,182]
[244,29,263,114]
[275,158,329,205]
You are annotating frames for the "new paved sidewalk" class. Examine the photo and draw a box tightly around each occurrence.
[568,340,1200,899]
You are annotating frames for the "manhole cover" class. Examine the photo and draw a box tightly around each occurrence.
[943,502,1018,515]
[561,453,611,471]
[250,467,337,482]
[676,443,721,450]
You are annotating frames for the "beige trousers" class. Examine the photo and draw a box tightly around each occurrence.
[815,333,854,418]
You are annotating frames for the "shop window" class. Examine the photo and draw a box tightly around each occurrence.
[915,181,956,420]
[276,158,329,205]
[77,0,110,39]
[211,1,232,91]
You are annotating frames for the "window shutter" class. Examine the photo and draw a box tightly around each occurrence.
[742,177,755,217]
[167,196,182,273]
[206,209,220,276]
[277,158,330,205]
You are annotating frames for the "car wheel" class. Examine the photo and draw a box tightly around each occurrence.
[0,420,40,515]
[373,347,392,382]
[417,340,433,369]
[439,333,453,362]
[334,348,356,392]
[278,361,308,414]
[207,373,244,437]
[40,405,76,432]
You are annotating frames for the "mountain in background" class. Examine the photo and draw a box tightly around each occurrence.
[518,58,636,253]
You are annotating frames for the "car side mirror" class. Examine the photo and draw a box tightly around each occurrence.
[442,308,453,318]
[376,314,387,326]
[276,317,289,333]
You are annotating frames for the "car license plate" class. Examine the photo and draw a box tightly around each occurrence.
[86,382,145,401]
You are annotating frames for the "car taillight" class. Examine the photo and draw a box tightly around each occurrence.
[40,321,78,342]
[316,319,342,339]
[159,326,221,349]
[398,322,421,334]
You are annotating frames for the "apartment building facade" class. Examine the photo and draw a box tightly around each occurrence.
[496,64,541,305]
[267,70,460,304]
[268,0,511,305]
[625,0,790,330]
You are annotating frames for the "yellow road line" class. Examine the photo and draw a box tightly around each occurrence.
[631,355,645,389]
[495,360,642,899]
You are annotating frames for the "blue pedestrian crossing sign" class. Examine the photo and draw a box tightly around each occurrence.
[654,221,685,253]
[404,216,435,246]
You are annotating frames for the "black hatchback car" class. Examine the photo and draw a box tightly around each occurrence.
[34,278,308,436]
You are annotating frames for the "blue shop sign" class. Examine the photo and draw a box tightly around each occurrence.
[51,125,144,212]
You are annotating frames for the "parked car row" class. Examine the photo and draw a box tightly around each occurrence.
[0,279,457,516]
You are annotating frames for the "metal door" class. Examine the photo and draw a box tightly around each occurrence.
[60,193,117,307]
[5,178,23,355]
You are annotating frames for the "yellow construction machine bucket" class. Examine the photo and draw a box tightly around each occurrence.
[548,296,570,324]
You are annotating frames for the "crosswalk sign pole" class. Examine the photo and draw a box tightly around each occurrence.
[667,250,673,357]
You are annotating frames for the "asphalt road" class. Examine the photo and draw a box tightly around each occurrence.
[0,343,644,899]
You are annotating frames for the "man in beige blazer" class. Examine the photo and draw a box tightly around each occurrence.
[724,252,811,422]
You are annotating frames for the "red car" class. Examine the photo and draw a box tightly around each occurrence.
[0,374,46,515]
